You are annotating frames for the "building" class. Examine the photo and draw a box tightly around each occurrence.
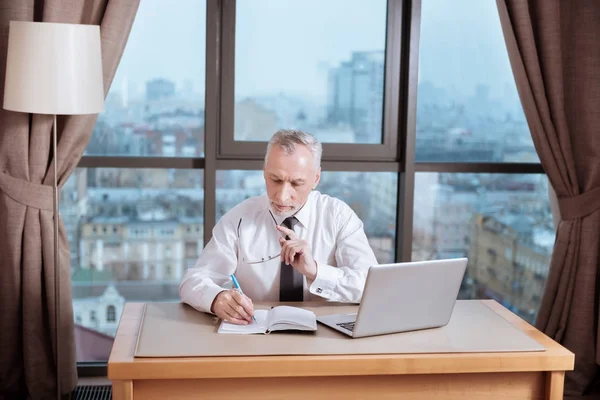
[413,173,549,262]
[145,78,175,102]
[79,215,203,281]
[72,281,181,360]
[234,98,278,141]
[466,214,551,323]
[59,168,89,270]
[72,284,125,337]
[328,51,385,143]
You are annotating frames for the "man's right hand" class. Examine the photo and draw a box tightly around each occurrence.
[211,289,255,324]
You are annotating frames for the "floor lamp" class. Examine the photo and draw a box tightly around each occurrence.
[3,21,104,399]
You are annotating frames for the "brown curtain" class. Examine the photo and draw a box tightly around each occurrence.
[0,0,139,398]
[497,0,600,396]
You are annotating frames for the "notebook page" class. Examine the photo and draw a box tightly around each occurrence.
[218,310,269,334]
[268,306,317,330]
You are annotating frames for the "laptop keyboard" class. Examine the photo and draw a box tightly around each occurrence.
[336,321,355,332]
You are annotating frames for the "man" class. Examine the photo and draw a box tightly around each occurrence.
[179,129,377,324]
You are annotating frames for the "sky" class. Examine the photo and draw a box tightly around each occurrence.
[112,0,517,103]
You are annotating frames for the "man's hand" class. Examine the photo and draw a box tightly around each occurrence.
[276,225,317,281]
[211,289,255,325]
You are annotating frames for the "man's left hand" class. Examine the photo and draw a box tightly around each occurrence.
[276,225,317,281]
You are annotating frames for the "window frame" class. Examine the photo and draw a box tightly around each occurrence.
[106,305,116,323]
[217,0,403,161]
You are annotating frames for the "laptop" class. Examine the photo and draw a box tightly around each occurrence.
[317,258,468,338]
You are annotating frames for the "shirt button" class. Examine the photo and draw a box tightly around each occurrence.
[317,288,322,294]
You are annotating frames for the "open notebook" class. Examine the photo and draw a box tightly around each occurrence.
[218,305,317,334]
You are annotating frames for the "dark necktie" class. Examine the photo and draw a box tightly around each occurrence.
[279,216,304,301]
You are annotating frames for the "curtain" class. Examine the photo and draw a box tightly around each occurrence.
[497,0,600,396]
[0,0,139,398]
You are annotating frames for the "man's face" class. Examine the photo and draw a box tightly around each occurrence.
[264,144,321,217]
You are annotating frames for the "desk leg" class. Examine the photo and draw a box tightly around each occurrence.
[546,371,565,400]
[112,380,133,400]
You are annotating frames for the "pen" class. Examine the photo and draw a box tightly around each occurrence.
[230,274,257,322]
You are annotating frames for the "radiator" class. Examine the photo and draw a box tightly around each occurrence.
[72,385,112,400]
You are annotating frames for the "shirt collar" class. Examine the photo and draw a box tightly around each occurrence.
[266,191,315,229]
[292,191,314,228]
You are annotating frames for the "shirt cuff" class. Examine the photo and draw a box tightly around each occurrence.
[195,284,227,314]
[308,262,344,298]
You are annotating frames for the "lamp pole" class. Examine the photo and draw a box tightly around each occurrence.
[53,114,60,399]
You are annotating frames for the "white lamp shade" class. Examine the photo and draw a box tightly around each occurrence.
[3,21,104,115]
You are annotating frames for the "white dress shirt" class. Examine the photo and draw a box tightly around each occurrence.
[179,190,378,313]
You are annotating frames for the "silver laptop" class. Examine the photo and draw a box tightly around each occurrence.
[317,258,468,338]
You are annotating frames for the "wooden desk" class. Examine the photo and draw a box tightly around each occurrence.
[108,300,573,400]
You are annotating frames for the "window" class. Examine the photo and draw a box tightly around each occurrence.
[234,0,386,144]
[219,0,399,160]
[416,0,537,163]
[66,168,203,361]
[70,0,552,372]
[107,305,116,322]
[185,242,199,258]
[411,0,552,324]
[412,173,553,322]
[85,0,206,157]
[67,0,207,364]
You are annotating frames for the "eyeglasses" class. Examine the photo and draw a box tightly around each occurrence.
[237,212,282,264]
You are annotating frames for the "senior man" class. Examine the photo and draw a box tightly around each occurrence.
[179,129,377,324]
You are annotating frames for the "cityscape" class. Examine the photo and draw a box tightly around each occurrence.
[62,1,554,361]
[63,63,553,361]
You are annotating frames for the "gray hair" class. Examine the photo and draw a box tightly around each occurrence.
[265,129,322,169]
